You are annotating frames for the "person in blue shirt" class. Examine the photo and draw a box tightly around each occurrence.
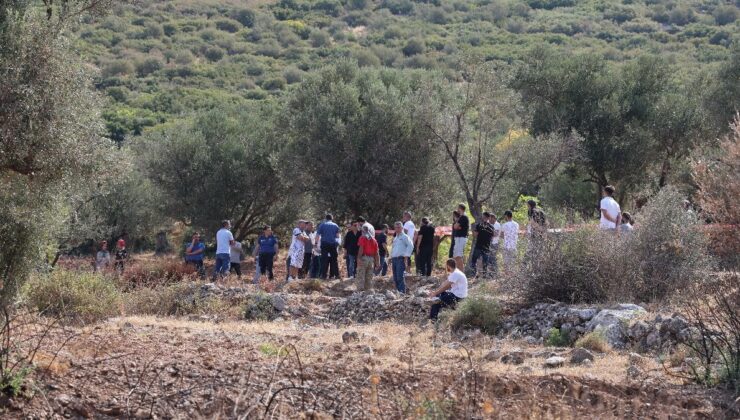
[315,214,341,280]
[390,221,414,293]
[185,232,206,278]
[254,225,279,281]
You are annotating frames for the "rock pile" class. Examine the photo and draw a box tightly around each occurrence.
[502,302,600,342]
[327,291,429,324]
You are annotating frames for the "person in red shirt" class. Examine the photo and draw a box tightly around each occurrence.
[356,225,380,291]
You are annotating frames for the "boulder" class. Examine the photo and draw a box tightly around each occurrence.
[271,295,286,312]
[544,356,566,368]
[586,306,646,348]
[570,348,594,364]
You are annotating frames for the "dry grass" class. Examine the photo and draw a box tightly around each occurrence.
[575,331,611,353]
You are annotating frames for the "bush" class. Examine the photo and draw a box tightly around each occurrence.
[283,66,305,84]
[261,77,287,91]
[713,5,738,26]
[231,9,255,28]
[203,46,225,62]
[574,331,610,353]
[448,296,502,335]
[135,57,163,77]
[102,60,134,78]
[402,38,425,56]
[309,29,331,48]
[119,258,197,289]
[545,327,569,347]
[23,270,121,324]
[244,293,278,321]
[215,18,242,33]
[123,282,229,316]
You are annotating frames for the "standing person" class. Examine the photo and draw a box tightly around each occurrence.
[230,240,243,280]
[428,258,468,321]
[449,211,459,259]
[599,185,622,231]
[490,214,501,276]
[356,216,375,237]
[213,220,235,282]
[356,225,380,291]
[390,221,414,293]
[95,241,111,272]
[526,200,547,261]
[114,239,128,274]
[301,221,315,278]
[452,204,470,270]
[255,225,278,281]
[620,212,634,234]
[316,214,341,279]
[470,212,495,278]
[375,224,389,276]
[500,211,520,275]
[402,211,416,273]
[185,232,206,278]
[309,222,322,278]
[415,217,435,277]
[343,222,360,279]
[288,220,310,282]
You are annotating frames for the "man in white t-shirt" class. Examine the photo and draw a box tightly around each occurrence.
[213,220,235,281]
[599,185,621,231]
[500,210,519,275]
[428,258,468,320]
[402,211,416,274]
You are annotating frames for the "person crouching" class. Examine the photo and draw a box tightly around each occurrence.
[428,258,468,321]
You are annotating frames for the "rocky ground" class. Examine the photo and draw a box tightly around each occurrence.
[5,275,739,419]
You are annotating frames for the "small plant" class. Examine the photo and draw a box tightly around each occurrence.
[258,343,289,357]
[244,293,277,321]
[1,367,32,397]
[448,296,502,335]
[574,330,611,353]
[545,327,569,347]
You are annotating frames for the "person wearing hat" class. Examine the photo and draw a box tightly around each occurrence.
[114,238,129,274]
[356,225,380,291]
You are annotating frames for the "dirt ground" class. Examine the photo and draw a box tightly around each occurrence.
[6,313,736,419]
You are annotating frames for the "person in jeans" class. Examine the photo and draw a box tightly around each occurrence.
[375,224,389,276]
[470,212,495,278]
[500,211,520,275]
[428,258,468,320]
[185,232,206,278]
[212,220,235,282]
[452,204,470,269]
[255,225,278,281]
[308,222,322,278]
[415,217,435,276]
[343,222,360,279]
[229,240,243,280]
[356,225,380,291]
[390,221,414,293]
[316,214,341,279]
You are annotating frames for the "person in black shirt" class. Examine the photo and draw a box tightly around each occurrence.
[526,199,547,261]
[343,222,360,278]
[415,217,436,276]
[375,224,389,276]
[452,203,470,269]
[470,212,495,278]
[114,238,128,274]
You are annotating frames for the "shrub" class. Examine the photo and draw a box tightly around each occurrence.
[713,5,738,26]
[309,29,331,48]
[123,282,232,316]
[102,60,134,78]
[402,38,425,56]
[23,270,121,324]
[203,46,225,62]
[574,330,610,353]
[545,327,569,347]
[135,57,162,77]
[448,296,502,335]
[244,293,278,321]
[119,258,196,289]
[261,77,287,91]
[231,9,255,28]
[215,18,242,33]
[283,66,305,84]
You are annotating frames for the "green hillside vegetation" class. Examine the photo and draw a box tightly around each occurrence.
[74,0,739,141]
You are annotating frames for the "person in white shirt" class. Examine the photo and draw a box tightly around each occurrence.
[500,210,520,275]
[428,258,468,320]
[229,241,243,280]
[288,220,310,282]
[402,211,416,274]
[620,212,634,234]
[599,185,621,231]
[213,220,235,281]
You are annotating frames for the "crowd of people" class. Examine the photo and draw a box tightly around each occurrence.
[96,186,635,320]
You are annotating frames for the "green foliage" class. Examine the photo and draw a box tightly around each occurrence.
[545,327,569,347]
[1,367,33,397]
[244,293,278,321]
[23,271,121,324]
[448,296,502,335]
[258,343,289,357]
[574,330,610,352]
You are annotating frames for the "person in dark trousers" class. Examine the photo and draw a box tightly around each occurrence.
[255,225,278,281]
[428,258,468,320]
[449,211,459,259]
[230,240,243,279]
[343,221,360,279]
[526,199,547,261]
[316,214,341,279]
[114,238,128,274]
[375,224,389,276]
[300,221,315,278]
[470,212,495,278]
[390,221,414,293]
[415,217,435,277]
[185,232,206,279]
[452,204,470,269]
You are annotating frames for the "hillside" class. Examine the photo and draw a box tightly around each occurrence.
[73,0,740,141]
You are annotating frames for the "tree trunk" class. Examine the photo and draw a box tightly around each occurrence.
[154,231,171,256]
